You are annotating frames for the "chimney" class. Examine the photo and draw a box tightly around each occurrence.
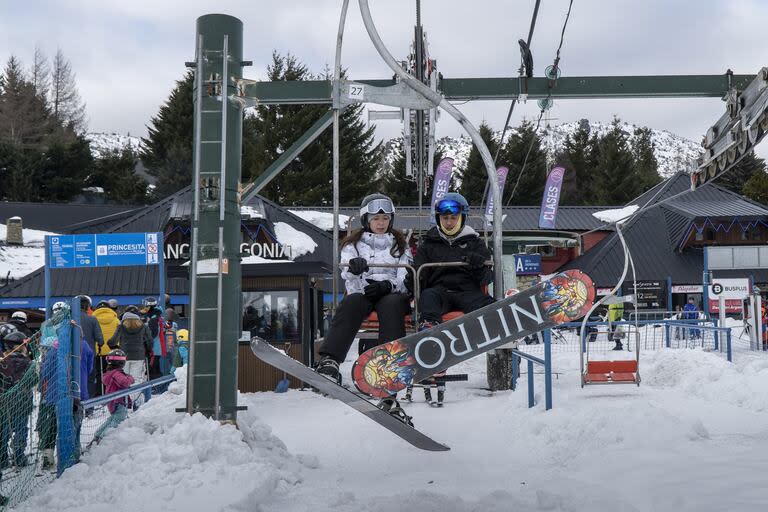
[5,216,23,246]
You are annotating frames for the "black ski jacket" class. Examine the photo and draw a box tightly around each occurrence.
[406,225,493,294]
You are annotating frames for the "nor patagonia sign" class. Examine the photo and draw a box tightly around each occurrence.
[165,242,291,260]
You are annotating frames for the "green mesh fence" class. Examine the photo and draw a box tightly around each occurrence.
[0,305,76,510]
[1,303,178,510]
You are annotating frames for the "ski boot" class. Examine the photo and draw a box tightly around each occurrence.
[612,341,624,351]
[403,384,414,402]
[433,383,446,407]
[377,396,414,427]
[315,356,342,386]
[423,386,432,403]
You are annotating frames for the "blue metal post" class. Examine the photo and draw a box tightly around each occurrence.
[44,236,51,320]
[727,330,732,362]
[666,276,673,312]
[55,298,77,475]
[510,352,518,391]
[702,248,710,320]
[527,360,534,408]
[665,322,671,348]
[543,329,552,410]
[158,231,166,308]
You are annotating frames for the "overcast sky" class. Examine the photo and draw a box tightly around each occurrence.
[1,0,766,159]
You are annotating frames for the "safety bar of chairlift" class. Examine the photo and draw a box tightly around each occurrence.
[338,261,491,324]
[414,261,493,324]
[339,262,416,318]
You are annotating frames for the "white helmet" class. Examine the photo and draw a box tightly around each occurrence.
[11,311,27,323]
[52,301,69,314]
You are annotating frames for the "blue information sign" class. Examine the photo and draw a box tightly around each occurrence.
[514,254,541,275]
[48,233,161,269]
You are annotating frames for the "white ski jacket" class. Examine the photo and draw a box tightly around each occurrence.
[340,232,411,295]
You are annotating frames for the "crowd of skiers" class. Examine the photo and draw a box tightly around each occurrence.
[0,295,190,501]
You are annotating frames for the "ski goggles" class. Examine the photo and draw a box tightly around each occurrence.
[434,199,464,215]
[360,198,395,216]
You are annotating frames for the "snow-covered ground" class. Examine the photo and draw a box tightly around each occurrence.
[14,337,768,512]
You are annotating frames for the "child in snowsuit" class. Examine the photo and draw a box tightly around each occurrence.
[316,194,411,384]
[92,349,134,443]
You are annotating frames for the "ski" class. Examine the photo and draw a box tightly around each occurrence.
[250,337,450,452]
[353,269,595,398]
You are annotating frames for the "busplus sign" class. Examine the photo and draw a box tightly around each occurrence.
[708,278,749,313]
[164,242,291,260]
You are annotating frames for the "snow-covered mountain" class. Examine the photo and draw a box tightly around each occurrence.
[86,132,142,159]
[381,121,703,179]
[87,121,703,181]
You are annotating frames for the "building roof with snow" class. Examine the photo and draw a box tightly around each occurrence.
[0,187,334,307]
[562,172,768,287]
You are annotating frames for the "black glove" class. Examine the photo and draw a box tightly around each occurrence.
[465,252,486,270]
[348,257,369,276]
[364,279,393,301]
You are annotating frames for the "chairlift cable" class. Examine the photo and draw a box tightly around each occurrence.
[504,0,574,208]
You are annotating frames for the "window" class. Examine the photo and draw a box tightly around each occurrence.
[695,231,703,241]
[242,290,299,344]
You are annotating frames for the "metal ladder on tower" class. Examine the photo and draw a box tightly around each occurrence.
[188,33,231,419]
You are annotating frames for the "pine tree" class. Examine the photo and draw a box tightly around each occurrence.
[555,121,597,205]
[34,134,93,201]
[50,49,86,133]
[458,122,497,204]
[591,119,637,205]
[499,120,548,206]
[88,147,150,204]
[717,151,765,195]
[140,72,195,198]
[631,126,662,193]
[0,56,52,146]
[743,167,768,204]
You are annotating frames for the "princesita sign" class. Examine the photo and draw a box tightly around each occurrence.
[164,242,291,260]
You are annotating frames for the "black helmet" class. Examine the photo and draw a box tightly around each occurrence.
[2,330,27,349]
[106,348,127,368]
[0,323,18,340]
[75,295,92,310]
[95,300,110,309]
[359,193,395,231]
[125,305,140,315]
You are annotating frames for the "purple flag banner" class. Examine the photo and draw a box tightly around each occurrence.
[485,166,509,220]
[429,157,454,224]
[538,166,566,229]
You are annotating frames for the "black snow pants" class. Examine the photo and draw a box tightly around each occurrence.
[319,292,410,363]
[418,285,495,324]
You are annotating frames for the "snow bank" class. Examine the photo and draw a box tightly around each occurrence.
[15,368,310,512]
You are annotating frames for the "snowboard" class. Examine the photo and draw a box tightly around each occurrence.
[249,337,450,451]
[353,269,595,398]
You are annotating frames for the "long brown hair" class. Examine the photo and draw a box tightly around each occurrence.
[341,225,407,258]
